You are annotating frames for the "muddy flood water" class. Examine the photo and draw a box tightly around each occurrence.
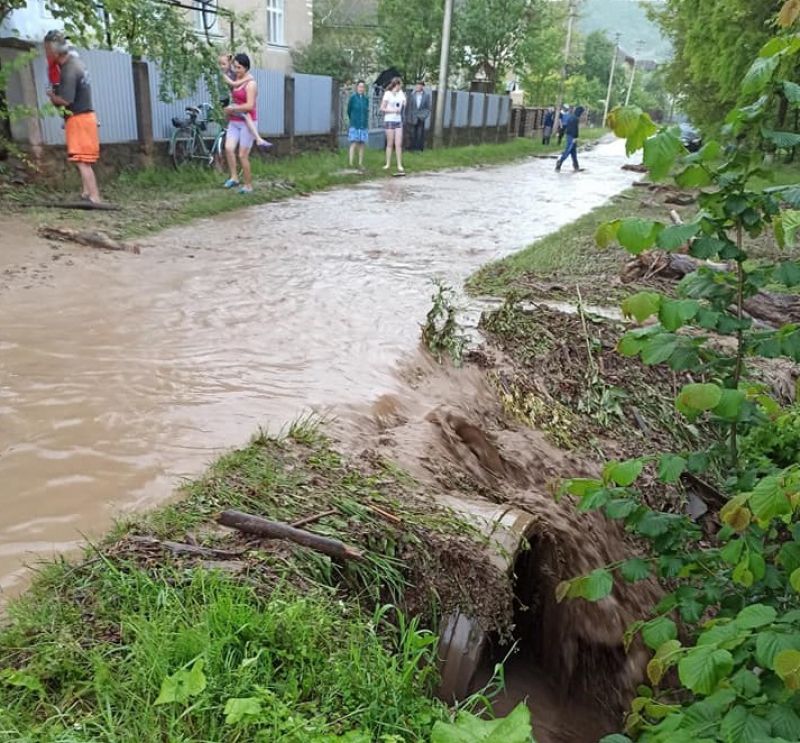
[0,138,636,595]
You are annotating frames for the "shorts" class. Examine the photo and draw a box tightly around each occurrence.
[65,111,99,164]
[384,120,403,130]
[348,127,369,143]
[226,119,255,151]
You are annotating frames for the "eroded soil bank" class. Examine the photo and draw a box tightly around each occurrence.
[0,138,636,594]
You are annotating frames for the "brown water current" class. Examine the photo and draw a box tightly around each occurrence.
[0,138,636,595]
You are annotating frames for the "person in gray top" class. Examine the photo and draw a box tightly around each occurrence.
[44,30,101,203]
[406,80,431,152]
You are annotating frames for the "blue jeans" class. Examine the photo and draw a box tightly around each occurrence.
[557,135,579,169]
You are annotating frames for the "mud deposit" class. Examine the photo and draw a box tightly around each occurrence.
[0,138,638,594]
[334,355,660,740]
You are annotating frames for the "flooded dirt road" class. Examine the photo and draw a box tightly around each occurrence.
[0,138,636,593]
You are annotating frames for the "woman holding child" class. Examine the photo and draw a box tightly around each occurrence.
[219,52,270,194]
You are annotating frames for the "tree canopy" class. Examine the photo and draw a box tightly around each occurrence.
[648,0,780,127]
[376,0,442,83]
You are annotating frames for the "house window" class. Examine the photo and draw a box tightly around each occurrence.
[194,0,219,36]
[267,0,285,46]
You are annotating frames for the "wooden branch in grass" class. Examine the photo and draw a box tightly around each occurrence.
[217,510,365,561]
[290,509,338,529]
[128,535,242,559]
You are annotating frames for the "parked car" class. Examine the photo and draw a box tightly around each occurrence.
[679,123,702,152]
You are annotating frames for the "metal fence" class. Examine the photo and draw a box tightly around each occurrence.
[32,48,138,145]
[17,46,327,145]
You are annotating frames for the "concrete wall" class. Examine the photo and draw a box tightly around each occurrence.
[223,0,313,72]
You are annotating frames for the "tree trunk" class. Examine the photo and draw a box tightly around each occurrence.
[622,252,800,326]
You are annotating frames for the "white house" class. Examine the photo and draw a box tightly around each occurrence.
[0,1,61,42]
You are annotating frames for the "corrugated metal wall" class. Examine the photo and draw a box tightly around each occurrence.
[294,74,332,135]
[252,69,284,136]
[485,95,499,127]
[454,91,470,127]
[469,93,484,127]
[33,48,137,145]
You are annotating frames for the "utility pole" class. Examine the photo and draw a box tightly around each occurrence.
[625,41,644,106]
[553,0,578,139]
[433,0,455,148]
[602,32,621,126]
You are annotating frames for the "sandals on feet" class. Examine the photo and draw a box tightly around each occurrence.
[223,178,240,189]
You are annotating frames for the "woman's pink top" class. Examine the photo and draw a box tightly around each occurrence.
[229,82,257,121]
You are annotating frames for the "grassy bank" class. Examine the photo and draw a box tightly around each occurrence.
[0,423,510,742]
[5,129,605,239]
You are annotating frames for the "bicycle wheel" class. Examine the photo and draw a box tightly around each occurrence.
[171,127,196,169]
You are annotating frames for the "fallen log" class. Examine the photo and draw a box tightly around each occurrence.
[218,509,365,561]
[622,252,800,326]
[38,226,141,254]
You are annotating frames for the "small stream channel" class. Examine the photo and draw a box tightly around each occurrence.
[0,138,636,595]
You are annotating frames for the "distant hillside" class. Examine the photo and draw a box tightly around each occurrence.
[578,0,671,62]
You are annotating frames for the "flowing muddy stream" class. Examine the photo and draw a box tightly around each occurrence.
[0,138,636,594]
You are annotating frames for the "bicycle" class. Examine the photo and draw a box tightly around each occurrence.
[169,103,225,169]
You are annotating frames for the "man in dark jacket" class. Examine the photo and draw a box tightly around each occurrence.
[406,80,432,151]
[542,107,555,145]
[555,105,585,172]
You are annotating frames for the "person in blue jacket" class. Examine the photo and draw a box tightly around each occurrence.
[555,106,586,172]
[542,107,555,145]
[347,80,370,169]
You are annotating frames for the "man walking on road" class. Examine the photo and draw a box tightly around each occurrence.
[555,105,585,173]
[406,80,431,152]
[44,30,101,204]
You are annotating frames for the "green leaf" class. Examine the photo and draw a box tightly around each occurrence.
[779,210,800,247]
[768,705,800,740]
[697,621,748,650]
[582,568,614,601]
[617,332,647,357]
[741,55,780,96]
[608,106,645,137]
[730,668,760,697]
[791,567,800,593]
[720,706,771,743]
[640,334,679,365]
[775,649,800,681]
[755,630,800,669]
[604,498,638,519]
[616,219,662,255]
[643,128,684,181]
[224,697,263,725]
[690,236,729,259]
[736,603,777,629]
[675,164,713,188]
[677,383,723,415]
[596,220,621,249]
[0,669,44,695]
[678,646,733,694]
[154,659,207,706]
[773,260,800,286]
[763,129,800,149]
[604,459,644,487]
[749,475,792,523]
[712,389,746,421]
[658,454,686,484]
[642,617,678,650]
[430,702,532,743]
[657,223,701,251]
[620,558,651,582]
[785,81,800,106]
[659,299,699,332]
[599,737,633,743]
[720,539,744,565]
[621,291,661,323]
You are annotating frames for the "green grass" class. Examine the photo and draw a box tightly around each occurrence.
[5,129,606,239]
[0,425,512,743]
[0,569,444,742]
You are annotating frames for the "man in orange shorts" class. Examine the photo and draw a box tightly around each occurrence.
[44,30,101,204]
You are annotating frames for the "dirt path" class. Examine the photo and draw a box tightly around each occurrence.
[0,138,637,594]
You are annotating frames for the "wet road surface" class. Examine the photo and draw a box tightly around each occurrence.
[0,138,636,593]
